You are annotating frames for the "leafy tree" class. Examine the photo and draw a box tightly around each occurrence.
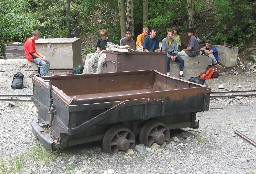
[0,0,39,42]
[211,0,255,48]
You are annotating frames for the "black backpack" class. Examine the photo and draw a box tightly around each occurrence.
[11,72,24,89]
[188,77,205,85]
[72,64,84,74]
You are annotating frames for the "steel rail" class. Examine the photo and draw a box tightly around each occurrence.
[0,94,32,97]
[210,93,256,98]
[0,94,32,102]
[211,89,256,94]
[0,98,32,102]
[0,90,256,101]
[210,90,256,98]
[234,130,256,147]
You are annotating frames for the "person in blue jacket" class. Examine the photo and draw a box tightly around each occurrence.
[143,28,160,52]
[200,41,218,65]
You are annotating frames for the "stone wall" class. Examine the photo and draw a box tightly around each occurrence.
[216,45,238,67]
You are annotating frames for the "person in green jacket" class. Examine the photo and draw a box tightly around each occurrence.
[172,27,181,50]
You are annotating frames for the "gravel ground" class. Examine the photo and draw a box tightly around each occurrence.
[0,73,256,174]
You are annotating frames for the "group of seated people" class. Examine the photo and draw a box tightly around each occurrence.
[96,28,219,77]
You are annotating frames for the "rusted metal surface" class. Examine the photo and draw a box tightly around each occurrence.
[31,70,211,151]
[2,43,25,59]
[102,52,167,74]
[234,130,256,147]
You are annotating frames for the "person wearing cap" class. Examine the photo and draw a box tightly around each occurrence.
[162,30,184,77]
[136,27,149,50]
[178,28,199,57]
[143,28,160,52]
[24,30,50,77]
[120,30,136,50]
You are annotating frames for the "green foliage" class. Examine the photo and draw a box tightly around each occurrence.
[211,0,255,48]
[66,164,75,171]
[147,0,188,39]
[0,0,255,51]
[0,0,39,42]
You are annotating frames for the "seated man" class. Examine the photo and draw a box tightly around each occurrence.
[143,28,160,52]
[200,41,218,65]
[178,28,199,57]
[162,31,184,77]
[24,30,50,77]
[96,29,112,52]
[120,30,136,50]
[136,27,148,50]
[172,27,181,49]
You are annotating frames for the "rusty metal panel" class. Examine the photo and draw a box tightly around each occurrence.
[102,52,167,74]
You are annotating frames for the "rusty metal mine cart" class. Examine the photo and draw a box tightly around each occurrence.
[31,70,210,153]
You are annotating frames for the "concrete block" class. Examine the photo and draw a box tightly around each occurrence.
[169,55,211,79]
[36,38,82,69]
[216,45,238,67]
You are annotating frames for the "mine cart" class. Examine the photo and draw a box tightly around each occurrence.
[31,70,210,153]
[102,52,167,74]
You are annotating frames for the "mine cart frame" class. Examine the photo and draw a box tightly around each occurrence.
[31,70,210,153]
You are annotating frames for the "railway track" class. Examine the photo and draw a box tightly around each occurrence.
[210,89,256,98]
[0,90,256,102]
[0,94,32,102]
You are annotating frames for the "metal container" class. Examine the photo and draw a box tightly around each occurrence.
[102,52,167,74]
[31,70,210,153]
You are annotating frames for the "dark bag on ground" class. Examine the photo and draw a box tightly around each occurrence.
[188,77,205,85]
[72,64,84,74]
[11,72,24,89]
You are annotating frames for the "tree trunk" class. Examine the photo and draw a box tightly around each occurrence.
[187,0,194,28]
[66,0,71,37]
[118,0,126,38]
[126,0,134,34]
[142,0,148,27]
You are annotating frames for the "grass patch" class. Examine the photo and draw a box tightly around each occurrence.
[195,136,208,144]
[27,144,59,164]
[66,164,75,172]
[0,156,24,174]
[0,144,60,174]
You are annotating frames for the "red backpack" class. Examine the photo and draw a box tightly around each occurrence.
[199,65,219,80]
[199,68,214,80]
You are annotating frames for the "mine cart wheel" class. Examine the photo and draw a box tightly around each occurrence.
[102,125,136,154]
[139,121,170,147]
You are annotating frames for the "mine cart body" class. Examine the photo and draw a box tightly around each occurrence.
[31,70,210,152]
[102,52,167,74]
